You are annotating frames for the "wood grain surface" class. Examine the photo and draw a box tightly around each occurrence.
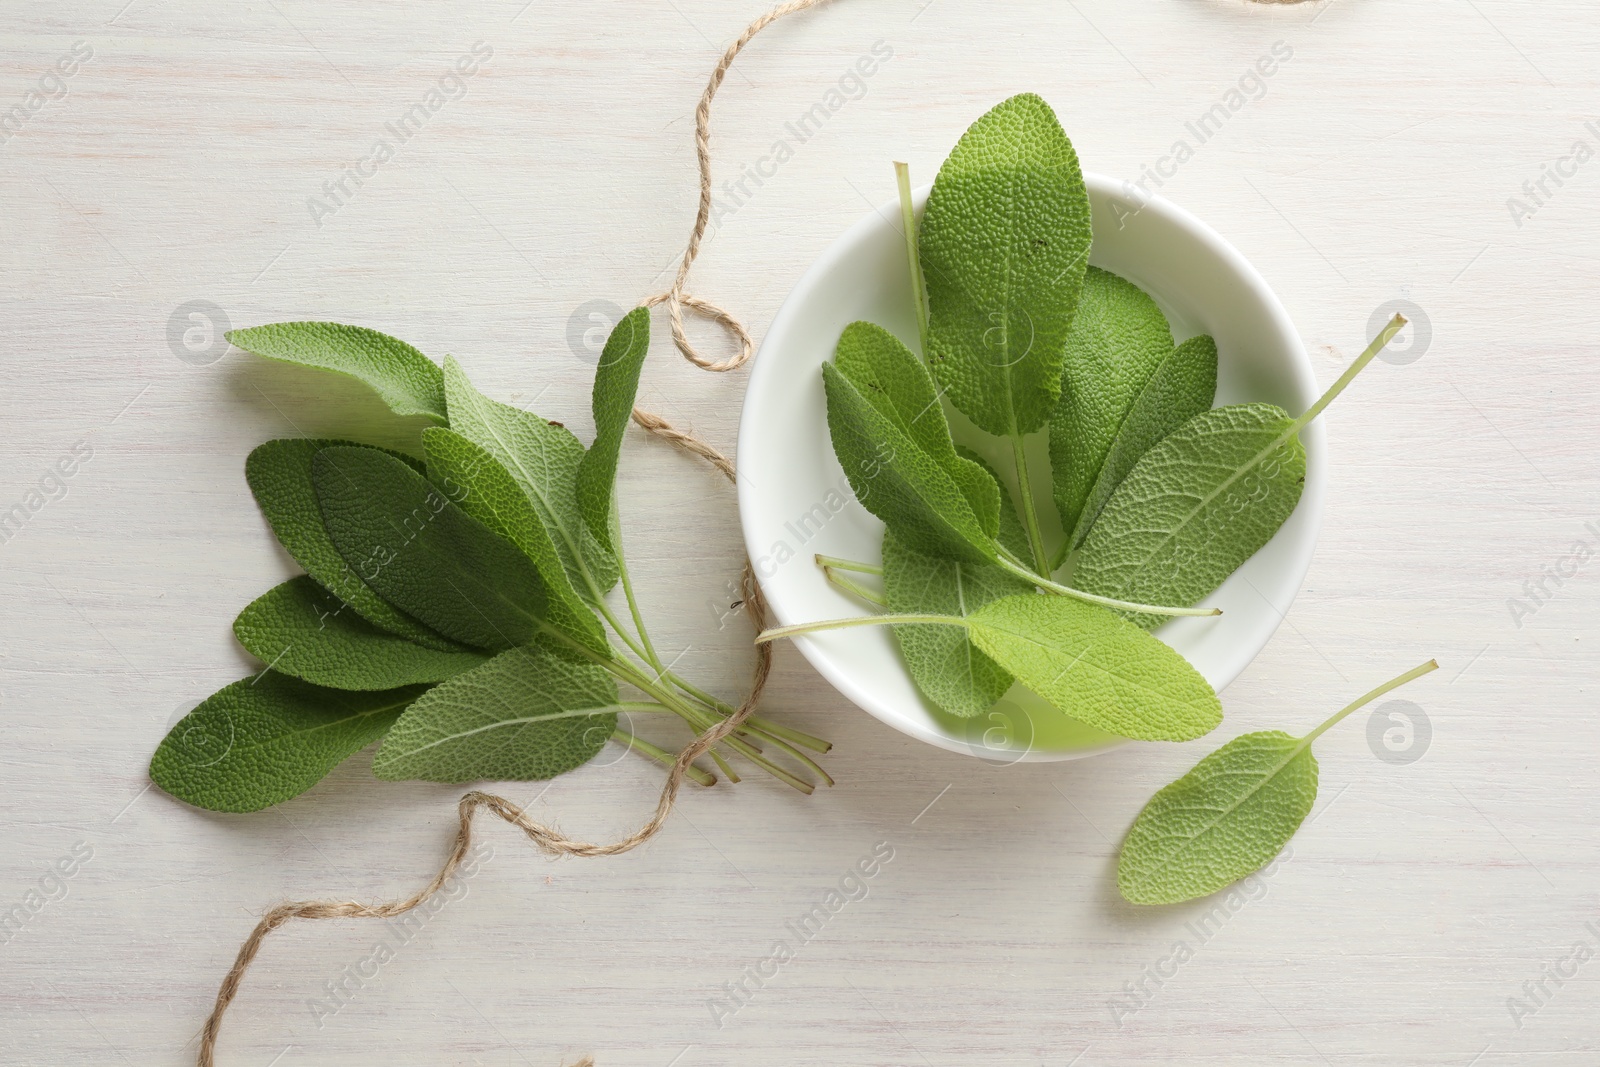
[2,1,1596,1064]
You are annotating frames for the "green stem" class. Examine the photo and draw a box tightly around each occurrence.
[612,728,716,787]
[613,537,663,675]
[706,746,741,783]
[824,566,887,608]
[1285,313,1407,440]
[895,161,930,356]
[814,554,882,576]
[758,612,956,644]
[1009,434,1054,576]
[740,724,835,787]
[742,714,832,754]
[1303,659,1439,747]
[991,554,1221,618]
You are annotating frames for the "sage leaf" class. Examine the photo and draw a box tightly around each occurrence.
[1073,403,1306,628]
[919,92,1091,437]
[150,674,427,813]
[883,527,1032,717]
[965,595,1221,742]
[422,427,608,655]
[234,577,488,689]
[373,643,619,783]
[1117,660,1438,904]
[1070,332,1218,549]
[312,445,552,651]
[576,306,650,554]
[822,360,995,564]
[227,322,447,421]
[245,439,462,652]
[442,357,621,601]
[954,447,1030,562]
[1049,267,1177,537]
[834,320,999,537]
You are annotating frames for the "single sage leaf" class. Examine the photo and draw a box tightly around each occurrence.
[312,445,551,651]
[1117,730,1315,904]
[834,320,999,538]
[227,322,447,421]
[1049,267,1176,536]
[422,427,608,656]
[1116,659,1438,905]
[373,643,619,783]
[955,446,1030,562]
[965,595,1222,742]
[244,439,462,652]
[233,577,488,690]
[1070,333,1218,549]
[822,361,995,565]
[919,92,1092,437]
[576,306,650,555]
[442,357,621,601]
[150,673,427,813]
[1073,403,1307,629]
[883,526,1032,718]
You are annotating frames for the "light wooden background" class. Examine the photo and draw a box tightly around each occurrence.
[3,1,1597,1064]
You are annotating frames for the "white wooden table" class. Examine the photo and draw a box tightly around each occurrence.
[3,1,1595,1063]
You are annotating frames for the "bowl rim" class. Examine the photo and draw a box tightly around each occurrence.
[736,171,1325,761]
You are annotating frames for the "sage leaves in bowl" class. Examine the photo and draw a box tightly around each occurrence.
[152,313,832,814]
[751,93,1405,755]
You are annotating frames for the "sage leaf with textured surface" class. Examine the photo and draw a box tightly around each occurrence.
[919,92,1091,437]
[227,322,447,421]
[883,527,1032,717]
[576,306,650,554]
[150,674,427,813]
[965,595,1221,742]
[1073,403,1306,629]
[422,427,608,655]
[1049,267,1177,536]
[373,643,619,783]
[834,320,999,537]
[822,361,995,564]
[1117,660,1438,904]
[1070,332,1218,548]
[234,577,487,689]
[245,439,461,652]
[442,357,620,600]
[313,445,551,651]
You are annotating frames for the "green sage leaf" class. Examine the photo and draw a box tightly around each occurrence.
[312,445,551,651]
[834,320,999,538]
[1049,267,1176,537]
[576,306,651,554]
[919,92,1092,437]
[883,527,1032,718]
[422,427,608,655]
[1116,730,1315,904]
[1073,403,1307,628]
[965,595,1221,742]
[227,322,447,421]
[1070,332,1218,548]
[244,439,462,652]
[822,361,995,564]
[442,358,620,601]
[234,577,488,690]
[373,643,619,783]
[150,674,426,813]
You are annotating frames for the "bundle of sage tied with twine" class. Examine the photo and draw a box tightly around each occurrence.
[194,0,1307,1063]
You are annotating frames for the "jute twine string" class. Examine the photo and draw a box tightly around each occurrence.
[199,1,826,1058]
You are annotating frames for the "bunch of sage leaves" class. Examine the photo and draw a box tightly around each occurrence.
[152,314,830,813]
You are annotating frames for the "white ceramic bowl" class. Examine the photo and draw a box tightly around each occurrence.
[737,174,1323,762]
